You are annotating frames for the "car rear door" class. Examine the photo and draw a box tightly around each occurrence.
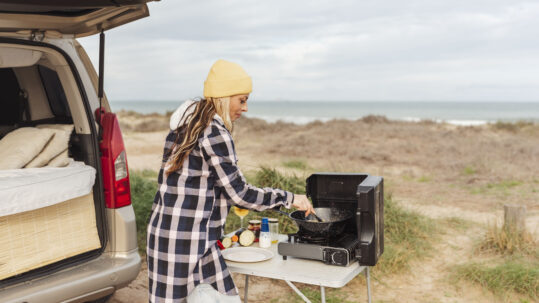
[0,0,155,37]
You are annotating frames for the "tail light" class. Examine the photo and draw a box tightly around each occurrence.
[95,108,132,208]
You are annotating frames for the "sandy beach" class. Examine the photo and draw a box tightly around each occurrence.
[112,111,538,302]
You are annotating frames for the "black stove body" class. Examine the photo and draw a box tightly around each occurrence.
[278,173,384,266]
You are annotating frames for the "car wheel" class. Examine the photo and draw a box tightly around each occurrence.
[87,293,114,303]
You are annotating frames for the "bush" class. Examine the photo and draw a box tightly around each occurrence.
[130,170,158,253]
[453,260,539,299]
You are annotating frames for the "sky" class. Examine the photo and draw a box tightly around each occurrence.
[78,0,539,102]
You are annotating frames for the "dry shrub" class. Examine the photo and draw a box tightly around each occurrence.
[490,120,538,133]
[360,115,389,123]
[118,120,134,132]
[131,119,169,132]
[479,222,537,256]
[234,117,270,132]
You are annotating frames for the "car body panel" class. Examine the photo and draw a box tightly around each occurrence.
[0,1,152,37]
[1,250,141,303]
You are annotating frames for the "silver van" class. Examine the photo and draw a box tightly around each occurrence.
[0,1,156,302]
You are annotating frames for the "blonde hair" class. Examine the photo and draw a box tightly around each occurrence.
[165,97,232,175]
[211,97,233,131]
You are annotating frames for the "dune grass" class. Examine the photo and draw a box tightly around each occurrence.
[462,166,477,175]
[282,159,310,170]
[130,169,158,253]
[373,192,437,275]
[453,260,538,300]
[491,121,535,132]
[270,286,356,303]
[478,222,537,256]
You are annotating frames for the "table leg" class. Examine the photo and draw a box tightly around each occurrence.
[285,280,312,303]
[320,286,326,303]
[244,275,249,303]
[364,267,372,303]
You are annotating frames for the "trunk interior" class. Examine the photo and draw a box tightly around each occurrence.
[0,40,106,287]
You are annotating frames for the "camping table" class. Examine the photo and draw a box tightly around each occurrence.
[224,235,372,303]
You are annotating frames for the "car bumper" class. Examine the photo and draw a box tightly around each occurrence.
[1,250,141,303]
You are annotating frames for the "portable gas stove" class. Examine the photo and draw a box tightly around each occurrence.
[278,173,384,267]
[278,232,359,266]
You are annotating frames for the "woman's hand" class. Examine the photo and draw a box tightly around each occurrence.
[292,194,316,217]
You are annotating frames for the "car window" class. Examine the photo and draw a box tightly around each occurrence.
[38,65,72,120]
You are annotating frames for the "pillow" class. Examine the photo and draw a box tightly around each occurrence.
[47,149,72,167]
[25,127,72,168]
[36,124,74,132]
[0,127,56,170]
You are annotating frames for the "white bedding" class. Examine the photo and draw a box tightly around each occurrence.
[0,161,96,216]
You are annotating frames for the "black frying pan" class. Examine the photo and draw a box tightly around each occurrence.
[274,207,354,237]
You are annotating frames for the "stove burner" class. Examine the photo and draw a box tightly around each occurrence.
[295,231,329,245]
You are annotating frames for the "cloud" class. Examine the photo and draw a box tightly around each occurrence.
[78,0,539,102]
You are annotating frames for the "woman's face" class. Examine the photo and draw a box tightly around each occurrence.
[229,94,249,121]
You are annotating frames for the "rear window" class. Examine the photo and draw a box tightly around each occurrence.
[38,65,72,120]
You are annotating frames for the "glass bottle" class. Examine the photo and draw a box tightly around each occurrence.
[259,217,271,248]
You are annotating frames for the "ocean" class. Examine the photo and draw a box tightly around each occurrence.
[110,100,539,126]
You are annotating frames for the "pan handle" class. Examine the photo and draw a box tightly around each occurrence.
[270,207,292,218]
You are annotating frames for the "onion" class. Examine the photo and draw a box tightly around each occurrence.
[221,237,232,249]
[239,230,255,246]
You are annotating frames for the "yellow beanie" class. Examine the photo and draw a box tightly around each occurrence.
[204,59,252,98]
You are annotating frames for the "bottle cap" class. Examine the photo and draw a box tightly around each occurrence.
[261,217,269,232]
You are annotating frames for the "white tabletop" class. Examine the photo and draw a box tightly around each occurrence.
[224,234,366,288]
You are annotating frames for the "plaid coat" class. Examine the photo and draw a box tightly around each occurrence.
[147,115,293,302]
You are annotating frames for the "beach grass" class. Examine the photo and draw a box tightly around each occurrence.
[452,260,538,300]
[269,286,356,303]
[462,166,477,175]
[417,176,431,182]
[491,121,535,132]
[282,159,310,170]
[130,169,158,253]
[373,193,437,274]
[440,216,474,231]
[478,222,537,257]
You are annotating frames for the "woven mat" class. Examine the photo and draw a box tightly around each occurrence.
[0,193,101,280]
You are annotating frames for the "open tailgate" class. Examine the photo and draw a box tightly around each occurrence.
[0,0,156,37]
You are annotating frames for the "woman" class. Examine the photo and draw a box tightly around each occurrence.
[147,59,314,303]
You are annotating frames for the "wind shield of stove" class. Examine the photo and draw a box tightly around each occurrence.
[305,173,384,266]
[357,175,384,266]
[277,173,384,267]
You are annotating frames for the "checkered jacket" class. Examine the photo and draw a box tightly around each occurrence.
[147,115,293,302]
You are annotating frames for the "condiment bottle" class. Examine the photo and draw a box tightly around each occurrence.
[268,218,279,243]
[247,219,261,242]
[259,217,271,248]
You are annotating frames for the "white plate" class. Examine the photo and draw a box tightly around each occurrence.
[222,247,274,263]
